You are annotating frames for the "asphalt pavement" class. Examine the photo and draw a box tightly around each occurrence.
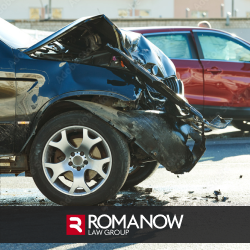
[1,125,250,206]
[1,125,250,249]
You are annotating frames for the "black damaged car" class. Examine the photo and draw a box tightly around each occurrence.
[0,15,231,205]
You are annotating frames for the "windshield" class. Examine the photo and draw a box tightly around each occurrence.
[0,17,37,49]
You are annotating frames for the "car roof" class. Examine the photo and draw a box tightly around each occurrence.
[125,26,250,46]
[123,26,227,34]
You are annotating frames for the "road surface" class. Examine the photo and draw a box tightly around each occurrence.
[1,126,250,249]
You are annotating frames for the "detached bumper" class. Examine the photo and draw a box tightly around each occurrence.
[68,100,230,174]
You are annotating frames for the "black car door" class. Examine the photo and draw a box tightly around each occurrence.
[0,40,16,155]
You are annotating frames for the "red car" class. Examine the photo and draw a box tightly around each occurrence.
[129,27,250,131]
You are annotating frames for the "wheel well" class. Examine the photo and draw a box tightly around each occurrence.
[24,95,124,154]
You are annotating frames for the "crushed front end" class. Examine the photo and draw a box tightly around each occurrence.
[23,14,232,175]
[103,42,231,174]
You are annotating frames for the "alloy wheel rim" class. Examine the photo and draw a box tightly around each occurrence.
[42,126,112,196]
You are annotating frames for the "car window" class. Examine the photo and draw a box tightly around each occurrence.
[145,33,193,59]
[197,32,250,62]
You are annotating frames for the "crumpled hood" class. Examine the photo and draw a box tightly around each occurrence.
[23,14,176,78]
[119,29,176,78]
[22,14,231,131]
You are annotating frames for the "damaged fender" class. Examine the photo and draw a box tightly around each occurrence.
[68,100,205,174]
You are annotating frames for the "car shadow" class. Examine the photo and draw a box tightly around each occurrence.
[205,128,250,140]
[199,141,250,163]
[103,186,170,206]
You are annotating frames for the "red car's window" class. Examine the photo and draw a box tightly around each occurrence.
[197,32,250,62]
[145,33,193,59]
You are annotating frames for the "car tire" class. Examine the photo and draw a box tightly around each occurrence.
[29,110,130,206]
[232,120,250,131]
[122,161,159,189]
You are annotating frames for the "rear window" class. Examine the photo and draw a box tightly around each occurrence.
[145,33,194,59]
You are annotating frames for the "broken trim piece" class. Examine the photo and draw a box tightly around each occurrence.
[67,100,206,174]
[106,44,232,130]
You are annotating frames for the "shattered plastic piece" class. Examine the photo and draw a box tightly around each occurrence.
[222,197,229,202]
[240,175,243,178]
[214,190,221,196]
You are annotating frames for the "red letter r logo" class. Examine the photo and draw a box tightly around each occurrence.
[66,215,85,235]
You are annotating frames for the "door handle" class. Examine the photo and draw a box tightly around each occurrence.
[206,68,222,73]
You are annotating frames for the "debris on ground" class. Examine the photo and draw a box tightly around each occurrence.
[214,190,221,196]
[169,196,179,200]
[98,187,231,206]
[144,188,153,193]
[1,185,233,206]
[134,201,148,206]
[239,175,243,178]
[222,196,229,202]
[217,195,223,201]
[164,191,171,194]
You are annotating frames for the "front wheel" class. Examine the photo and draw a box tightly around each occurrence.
[122,161,159,189]
[232,120,250,131]
[29,111,130,206]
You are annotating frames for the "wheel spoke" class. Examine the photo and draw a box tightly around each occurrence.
[88,157,110,179]
[45,162,71,183]
[69,171,91,194]
[78,129,102,153]
[49,130,75,155]
[43,126,112,196]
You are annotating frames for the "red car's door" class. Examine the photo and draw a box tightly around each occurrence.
[193,30,250,119]
[144,31,204,112]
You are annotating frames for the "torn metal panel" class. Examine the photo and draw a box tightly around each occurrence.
[119,29,176,79]
[68,100,205,174]
[106,44,233,130]
[23,15,180,95]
